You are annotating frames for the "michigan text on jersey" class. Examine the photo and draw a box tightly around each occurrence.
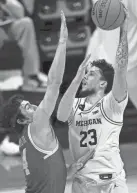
[76,118,102,126]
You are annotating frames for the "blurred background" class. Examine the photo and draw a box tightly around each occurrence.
[0,0,136,192]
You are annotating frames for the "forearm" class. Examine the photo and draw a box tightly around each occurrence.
[112,19,128,101]
[38,41,66,114]
[48,41,67,85]
[57,77,81,122]
[41,40,67,114]
[57,54,91,122]
[115,23,128,71]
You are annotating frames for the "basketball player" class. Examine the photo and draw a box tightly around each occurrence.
[57,8,129,193]
[0,11,68,193]
[87,0,137,109]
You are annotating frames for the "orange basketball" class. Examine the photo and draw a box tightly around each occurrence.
[91,0,125,30]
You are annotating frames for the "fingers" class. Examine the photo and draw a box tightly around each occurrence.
[76,162,83,170]
[59,10,68,41]
[61,10,65,21]
[61,10,66,27]
[78,149,95,166]
[81,54,91,69]
[119,0,128,18]
[72,162,83,171]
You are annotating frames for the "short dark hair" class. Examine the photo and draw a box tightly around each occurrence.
[91,59,114,94]
[0,95,25,132]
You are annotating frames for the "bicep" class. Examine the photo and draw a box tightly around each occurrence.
[30,112,55,150]
[112,68,127,102]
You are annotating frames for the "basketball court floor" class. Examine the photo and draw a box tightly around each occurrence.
[0,143,136,193]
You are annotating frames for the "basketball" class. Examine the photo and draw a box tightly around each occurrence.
[91,0,125,30]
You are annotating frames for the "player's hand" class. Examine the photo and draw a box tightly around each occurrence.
[59,10,68,43]
[77,149,95,169]
[67,162,83,180]
[75,54,91,83]
[120,1,128,30]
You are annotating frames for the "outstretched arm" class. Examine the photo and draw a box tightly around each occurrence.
[57,54,91,122]
[112,7,128,102]
[34,11,68,122]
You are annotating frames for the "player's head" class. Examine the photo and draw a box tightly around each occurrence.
[81,59,114,95]
[0,95,37,133]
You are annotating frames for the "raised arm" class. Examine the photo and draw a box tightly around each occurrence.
[34,11,68,120]
[112,7,128,102]
[57,54,91,122]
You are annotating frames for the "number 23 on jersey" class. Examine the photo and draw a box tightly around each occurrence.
[80,129,97,147]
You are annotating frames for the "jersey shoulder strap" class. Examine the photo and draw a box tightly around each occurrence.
[68,98,83,125]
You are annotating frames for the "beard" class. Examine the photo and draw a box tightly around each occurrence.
[79,87,96,98]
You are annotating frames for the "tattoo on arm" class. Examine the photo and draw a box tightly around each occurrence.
[116,30,128,70]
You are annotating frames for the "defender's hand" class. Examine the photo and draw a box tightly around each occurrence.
[67,162,83,180]
[120,1,128,30]
[77,149,95,169]
[59,10,68,43]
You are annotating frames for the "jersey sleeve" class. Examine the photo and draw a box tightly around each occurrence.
[68,98,81,125]
[101,91,128,124]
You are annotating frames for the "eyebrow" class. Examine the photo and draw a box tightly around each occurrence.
[89,70,98,74]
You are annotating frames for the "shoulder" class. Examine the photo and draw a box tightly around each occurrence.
[101,91,128,123]
[72,98,84,110]
[103,91,128,108]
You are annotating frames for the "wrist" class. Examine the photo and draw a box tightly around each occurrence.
[120,18,128,31]
[59,38,67,44]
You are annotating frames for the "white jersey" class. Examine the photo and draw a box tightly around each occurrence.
[68,91,128,175]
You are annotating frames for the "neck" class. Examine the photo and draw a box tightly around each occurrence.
[86,90,105,104]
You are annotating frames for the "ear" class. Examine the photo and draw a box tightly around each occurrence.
[100,80,107,89]
[17,118,28,125]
